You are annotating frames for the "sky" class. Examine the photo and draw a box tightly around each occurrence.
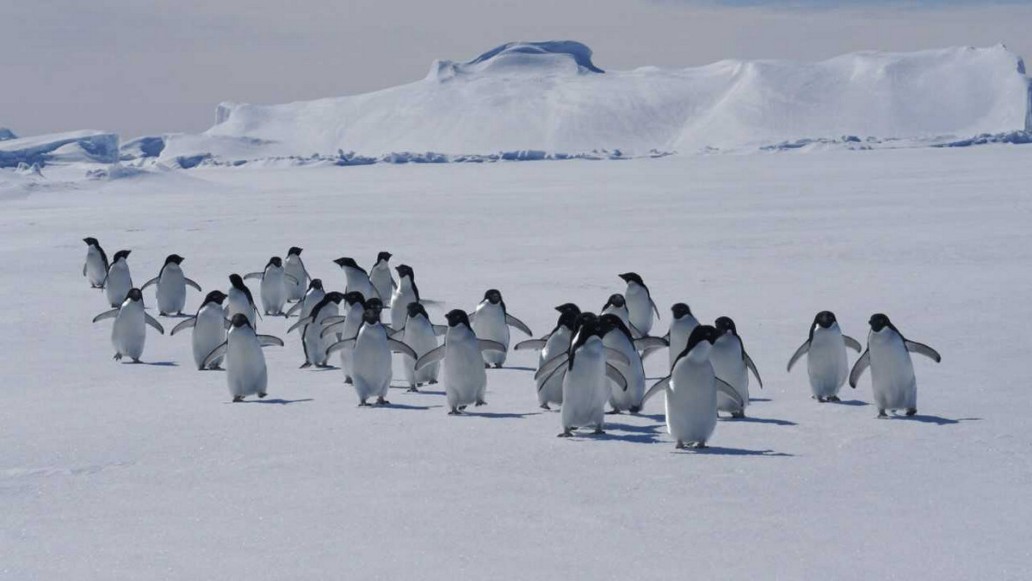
[2,0,1031,138]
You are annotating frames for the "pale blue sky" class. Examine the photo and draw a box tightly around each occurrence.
[2,0,1030,138]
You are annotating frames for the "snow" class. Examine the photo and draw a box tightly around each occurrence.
[0,127,16,141]
[0,130,119,168]
[155,43,1031,162]
[3,146,1031,579]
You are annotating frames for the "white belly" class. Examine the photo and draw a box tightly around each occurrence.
[112,304,146,360]
[807,328,849,397]
[536,328,571,406]
[870,332,917,411]
[666,359,718,445]
[370,266,393,305]
[624,284,653,336]
[336,306,364,374]
[85,249,107,286]
[601,305,631,331]
[472,303,509,365]
[402,320,440,385]
[192,306,228,369]
[227,290,256,328]
[156,266,187,315]
[561,340,609,429]
[284,257,307,301]
[260,268,288,315]
[352,327,392,401]
[667,317,698,371]
[389,286,417,331]
[104,263,132,307]
[443,331,487,408]
[227,329,267,397]
[711,336,749,412]
[603,332,645,411]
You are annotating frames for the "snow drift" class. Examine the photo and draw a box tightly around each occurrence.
[156,42,1031,162]
[0,130,119,168]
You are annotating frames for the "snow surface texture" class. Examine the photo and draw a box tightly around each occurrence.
[154,42,1032,163]
[3,148,1031,579]
[0,130,119,168]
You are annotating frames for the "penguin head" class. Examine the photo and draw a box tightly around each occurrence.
[343,291,365,307]
[599,313,633,340]
[267,256,283,268]
[715,316,738,336]
[83,237,100,247]
[365,297,384,316]
[406,302,429,320]
[229,313,251,329]
[333,257,365,273]
[125,288,143,302]
[484,289,503,305]
[445,309,471,329]
[362,308,381,325]
[309,278,323,291]
[603,293,626,309]
[113,249,131,262]
[671,303,693,320]
[376,251,393,264]
[165,254,185,266]
[678,324,719,361]
[202,290,228,306]
[869,313,892,333]
[395,264,414,279]
[324,291,346,304]
[288,246,303,256]
[554,303,581,316]
[229,274,246,289]
[555,309,579,331]
[570,313,603,352]
[618,272,644,286]
[814,311,838,329]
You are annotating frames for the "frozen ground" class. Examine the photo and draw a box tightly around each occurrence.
[2,147,1031,579]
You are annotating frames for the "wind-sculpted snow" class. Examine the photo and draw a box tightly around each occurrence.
[0,130,119,168]
[0,127,16,141]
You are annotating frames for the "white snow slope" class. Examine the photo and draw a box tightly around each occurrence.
[0,130,119,168]
[2,147,1031,579]
[158,41,1031,161]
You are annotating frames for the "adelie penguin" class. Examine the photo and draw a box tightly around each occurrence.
[389,264,420,331]
[286,278,325,319]
[283,247,310,303]
[203,314,284,402]
[599,314,667,414]
[600,294,641,337]
[320,291,366,381]
[398,302,447,391]
[226,274,259,329]
[787,311,862,403]
[515,303,581,410]
[469,289,533,368]
[619,272,661,337]
[82,237,109,289]
[103,250,133,308]
[415,310,506,415]
[92,287,165,363]
[140,254,202,316]
[289,291,345,368]
[245,256,298,316]
[710,316,763,418]
[849,314,941,418]
[171,290,229,370]
[660,303,700,370]
[369,251,396,309]
[642,325,745,449]
[333,257,378,301]
[327,300,416,406]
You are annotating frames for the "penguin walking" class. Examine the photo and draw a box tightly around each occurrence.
[787,311,863,402]
[641,325,745,449]
[709,316,763,418]
[226,274,259,328]
[284,247,310,302]
[599,314,648,414]
[245,257,297,316]
[288,291,345,368]
[171,290,229,370]
[327,303,416,406]
[286,279,325,319]
[398,302,446,391]
[415,310,505,414]
[92,287,165,362]
[369,251,395,307]
[469,289,533,368]
[849,314,941,418]
[389,264,420,331]
[202,314,284,402]
[103,250,133,307]
[140,254,202,316]
[600,294,641,336]
[619,273,661,337]
[662,303,700,370]
[320,292,367,382]
[515,304,581,410]
[333,257,378,300]
[82,237,109,288]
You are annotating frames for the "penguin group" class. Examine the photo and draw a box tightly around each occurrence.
[83,237,942,448]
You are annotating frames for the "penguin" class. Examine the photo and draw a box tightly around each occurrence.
[389,264,420,331]
[600,294,641,336]
[710,316,763,418]
[140,254,202,316]
[414,310,506,414]
[283,246,310,302]
[82,237,109,288]
[326,302,416,406]
[244,257,297,316]
[469,289,533,368]
[849,314,941,418]
[333,257,378,300]
[171,290,229,370]
[599,314,647,414]
[641,325,745,449]
[226,274,259,328]
[619,272,661,337]
[288,291,345,368]
[398,302,446,391]
[369,251,396,308]
[286,278,325,319]
[786,311,863,402]
[202,314,284,402]
[514,304,582,410]
[103,250,133,307]
[318,291,366,381]
[92,287,164,362]
[660,303,700,370]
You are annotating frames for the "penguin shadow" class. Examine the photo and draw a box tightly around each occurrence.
[900,415,981,426]
[829,399,869,407]
[309,365,339,372]
[378,403,441,411]
[241,398,315,405]
[123,361,179,367]
[462,411,541,419]
[749,398,772,402]
[591,432,661,444]
[491,366,536,372]
[719,416,797,427]
[675,447,794,457]
[159,313,194,319]
[598,422,665,444]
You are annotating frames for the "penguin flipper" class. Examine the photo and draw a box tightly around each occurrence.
[321,315,347,326]
[185,278,203,292]
[841,335,862,352]
[258,335,285,348]
[243,272,263,281]
[534,353,569,381]
[905,340,941,363]
[716,378,745,409]
[743,352,763,388]
[514,339,547,351]
[288,316,313,334]
[641,376,671,405]
[170,317,197,336]
[504,314,533,337]
[538,365,567,390]
[603,347,630,367]
[145,314,165,335]
[415,345,446,371]
[478,339,507,354]
[388,339,418,359]
[633,336,668,351]
[325,338,357,357]
[849,349,871,388]
[284,274,300,285]
[286,302,304,317]
[82,263,87,277]
[432,325,448,336]
[628,322,644,338]
[640,346,664,361]
[606,363,629,391]
[786,341,810,372]
[140,276,160,291]
[320,321,347,339]
[202,342,229,369]
[92,308,120,323]
[650,298,661,320]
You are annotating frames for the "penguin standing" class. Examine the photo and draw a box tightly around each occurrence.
[141,254,202,316]
[515,304,581,410]
[327,302,416,406]
[283,247,310,302]
[369,251,395,307]
[245,256,296,316]
[103,250,133,307]
[202,314,284,402]
[787,311,863,402]
[469,289,533,368]
[286,279,325,319]
[399,302,445,391]
[709,316,763,417]
[333,257,377,300]
[82,237,109,288]
[619,273,660,337]
[415,310,505,414]
[320,291,366,382]
[92,287,164,362]
[849,314,941,418]
[600,294,640,336]
[641,325,745,449]
[664,303,700,371]
[389,264,420,331]
[288,291,345,368]
[599,314,648,414]
[171,290,229,370]
[226,274,259,328]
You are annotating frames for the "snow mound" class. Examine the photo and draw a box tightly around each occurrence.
[0,128,16,141]
[156,43,1030,162]
[0,130,119,168]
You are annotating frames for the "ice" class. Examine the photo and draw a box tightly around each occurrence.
[0,130,119,168]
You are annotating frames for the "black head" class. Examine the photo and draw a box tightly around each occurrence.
[483,289,503,304]
[362,308,381,325]
[599,313,633,340]
[325,291,346,304]
[554,303,581,316]
[230,313,251,329]
[343,291,365,306]
[126,287,143,302]
[407,302,429,319]
[309,278,323,290]
[83,237,100,247]
[165,254,185,265]
[603,293,626,309]
[267,256,283,268]
[869,313,892,332]
[288,246,303,256]
[395,264,414,279]
[365,297,384,314]
[229,274,244,287]
[445,309,471,328]
[376,251,393,264]
[333,257,360,269]
[715,316,738,336]
[571,313,604,352]
[202,290,228,306]
[555,309,579,331]
[619,272,644,286]
[113,249,131,262]
[671,303,693,320]
[814,311,837,329]
[678,324,720,360]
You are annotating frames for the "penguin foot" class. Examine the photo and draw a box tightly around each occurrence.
[458,405,468,411]
[694,442,707,449]
[629,406,641,414]
[448,408,462,415]
[827,396,841,402]
[475,400,487,407]
[299,362,312,369]
[905,408,917,416]
[258,392,267,399]
[376,397,390,406]
[493,363,503,369]
[675,441,686,449]
[113,353,122,361]
[557,430,574,438]
[484,364,491,369]
[345,377,353,385]
[877,410,888,419]
[131,358,141,364]
[315,364,332,369]
[816,396,828,403]
[406,386,419,393]
[232,395,244,402]
[592,428,606,435]
[540,404,551,411]
[429,380,438,385]
[358,401,371,407]
[159,312,168,317]
[730,411,746,419]
[605,409,622,415]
